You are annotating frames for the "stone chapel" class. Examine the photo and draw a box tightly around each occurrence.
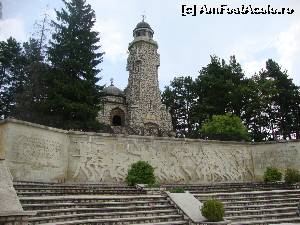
[97,19,173,136]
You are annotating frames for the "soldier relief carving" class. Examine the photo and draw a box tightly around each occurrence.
[72,138,253,183]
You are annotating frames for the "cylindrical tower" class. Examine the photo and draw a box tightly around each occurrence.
[126,19,173,136]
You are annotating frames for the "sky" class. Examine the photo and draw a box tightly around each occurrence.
[0,0,300,90]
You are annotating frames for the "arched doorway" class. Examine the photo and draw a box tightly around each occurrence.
[110,108,125,126]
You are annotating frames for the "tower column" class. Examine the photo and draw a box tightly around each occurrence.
[125,19,173,136]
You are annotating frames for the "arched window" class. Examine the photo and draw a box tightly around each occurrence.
[110,108,125,126]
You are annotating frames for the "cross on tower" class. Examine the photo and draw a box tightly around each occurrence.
[142,14,146,22]
[110,78,114,86]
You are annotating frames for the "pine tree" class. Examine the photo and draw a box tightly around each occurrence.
[193,55,247,128]
[259,59,299,140]
[13,38,49,123]
[162,76,196,137]
[0,38,26,119]
[46,0,104,131]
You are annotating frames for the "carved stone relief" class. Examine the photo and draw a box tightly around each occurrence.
[71,137,254,183]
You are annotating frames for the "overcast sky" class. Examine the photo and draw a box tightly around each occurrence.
[1,0,299,90]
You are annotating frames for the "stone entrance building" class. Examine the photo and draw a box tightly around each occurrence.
[97,19,173,136]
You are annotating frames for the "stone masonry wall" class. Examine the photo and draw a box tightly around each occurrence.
[0,119,69,182]
[0,119,300,183]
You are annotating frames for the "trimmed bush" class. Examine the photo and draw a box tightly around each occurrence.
[285,168,300,184]
[169,187,185,193]
[125,161,155,186]
[263,167,282,182]
[201,199,225,222]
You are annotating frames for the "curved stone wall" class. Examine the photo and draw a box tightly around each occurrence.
[0,119,299,183]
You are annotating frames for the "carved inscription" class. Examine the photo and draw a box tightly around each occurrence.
[11,135,63,167]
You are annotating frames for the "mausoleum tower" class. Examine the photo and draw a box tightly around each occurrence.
[125,19,173,136]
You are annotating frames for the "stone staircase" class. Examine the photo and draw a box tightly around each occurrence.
[14,182,147,196]
[163,182,299,194]
[13,181,300,225]
[190,185,300,225]
[14,181,187,225]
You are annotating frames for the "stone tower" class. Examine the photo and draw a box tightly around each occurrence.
[125,19,173,136]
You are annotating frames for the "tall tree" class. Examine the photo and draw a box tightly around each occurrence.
[0,38,26,119]
[46,0,104,131]
[259,59,299,140]
[193,55,247,129]
[162,76,196,137]
[13,38,49,123]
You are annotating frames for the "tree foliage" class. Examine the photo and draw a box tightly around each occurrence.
[0,38,25,119]
[45,0,104,131]
[162,76,196,137]
[0,0,107,132]
[163,56,300,141]
[201,113,250,141]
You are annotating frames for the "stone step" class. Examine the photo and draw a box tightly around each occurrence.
[22,200,170,210]
[36,214,184,225]
[230,216,300,225]
[164,183,299,194]
[29,209,178,224]
[15,187,139,192]
[131,221,187,225]
[163,182,297,188]
[19,195,164,204]
[16,190,145,196]
[14,181,126,186]
[14,184,133,188]
[196,193,300,202]
[33,205,174,217]
[226,207,297,217]
[211,198,300,206]
[225,202,298,211]
[194,189,300,197]
[189,188,296,194]
[225,207,297,216]
[225,211,298,222]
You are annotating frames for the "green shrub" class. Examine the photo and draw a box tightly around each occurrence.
[125,161,155,186]
[169,187,185,193]
[200,113,250,141]
[201,199,225,222]
[263,167,282,182]
[285,168,300,184]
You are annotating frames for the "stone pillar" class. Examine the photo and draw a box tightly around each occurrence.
[0,158,35,225]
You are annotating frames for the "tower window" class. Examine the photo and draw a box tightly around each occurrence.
[140,30,146,36]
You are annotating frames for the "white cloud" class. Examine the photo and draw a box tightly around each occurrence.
[0,18,26,41]
[94,19,127,63]
[228,19,300,80]
[274,21,300,74]
[243,59,266,76]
